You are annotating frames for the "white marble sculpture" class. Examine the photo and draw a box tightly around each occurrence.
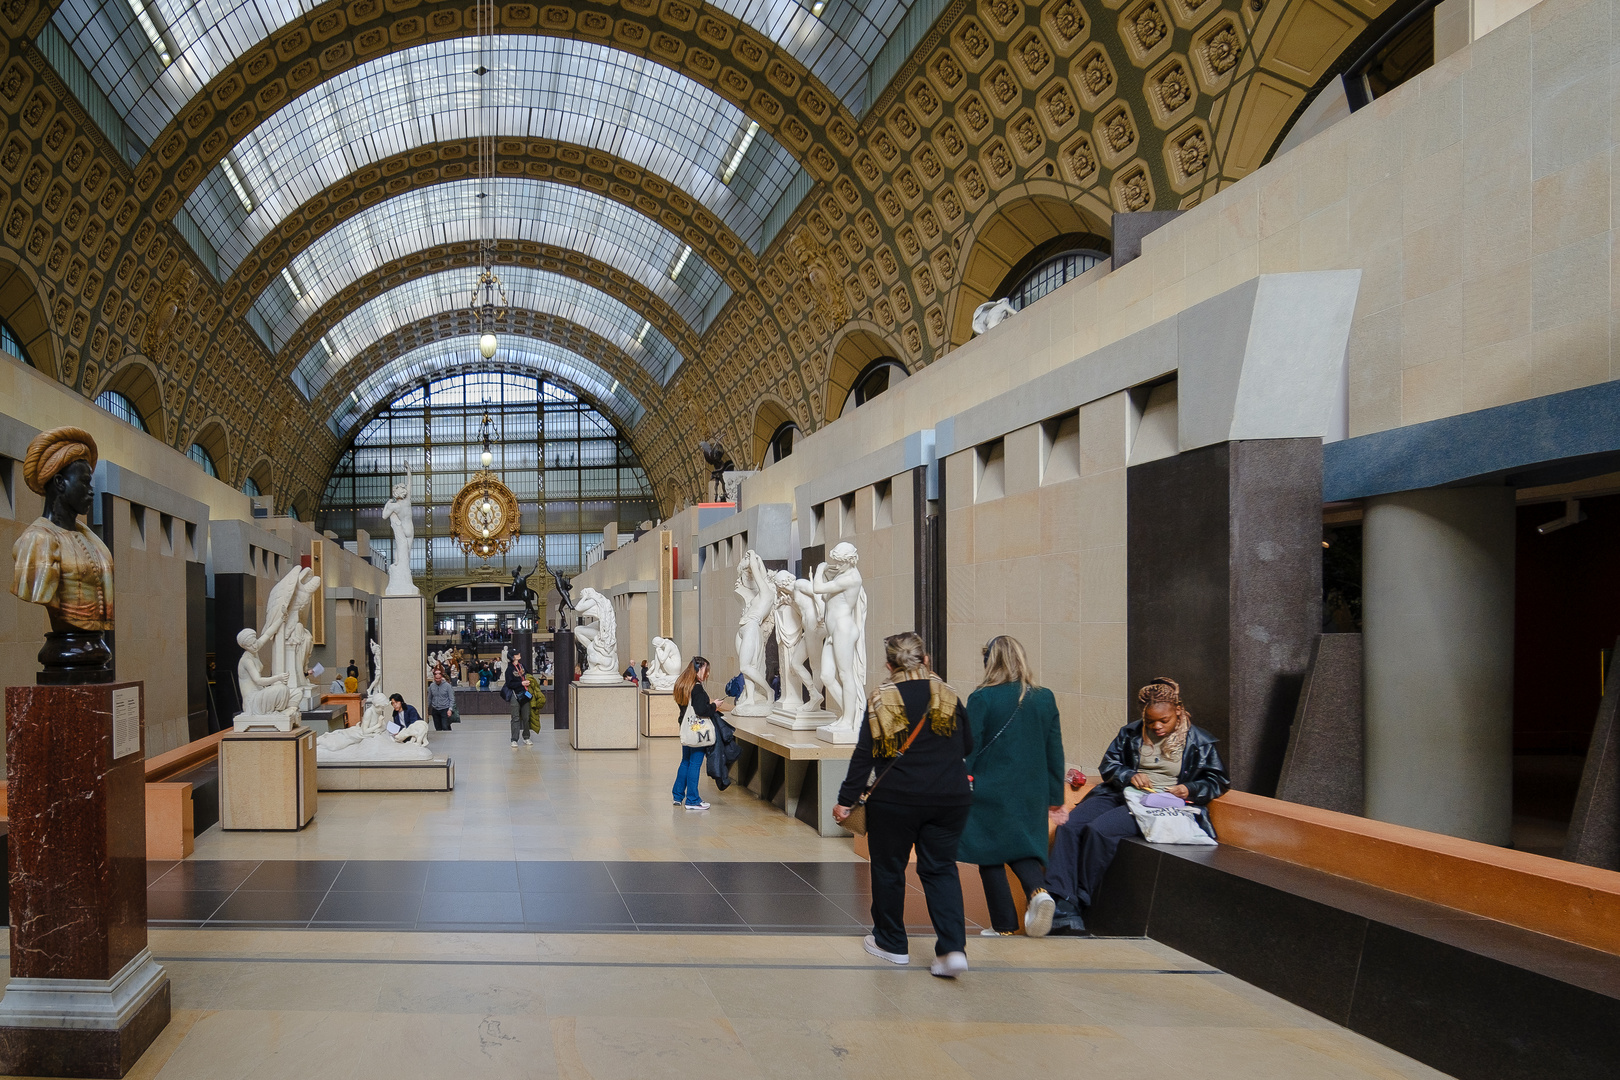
[796,579,829,712]
[573,587,622,685]
[494,645,510,684]
[234,627,298,730]
[648,636,682,692]
[381,468,418,596]
[972,298,1017,335]
[315,692,433,761]
[812,542,867,743]
[768,570,834,730]
[367,639,383,696]
[283,569,321,710]
[732,549,776,716]
[233,565,318,730]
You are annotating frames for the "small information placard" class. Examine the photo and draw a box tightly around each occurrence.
[112,685,141,759]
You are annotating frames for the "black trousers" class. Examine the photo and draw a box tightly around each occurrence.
[430,708,451,731]
[977,857,1046,933]
[865,801,970,956]
[1042,788,1140,909]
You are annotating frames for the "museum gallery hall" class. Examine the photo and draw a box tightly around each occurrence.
[0,0,1617,1076]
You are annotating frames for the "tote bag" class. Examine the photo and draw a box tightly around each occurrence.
[1122,788,1216,846]
[679,703,716,748]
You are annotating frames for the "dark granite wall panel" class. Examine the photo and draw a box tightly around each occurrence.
[552,628,575,729]
[1277,634,1365,815]
[1128,444,1233,747]
[185,561,208,743]
[211,573,256,717]
[1567,637,1620,869]
[1128,440,1323,794]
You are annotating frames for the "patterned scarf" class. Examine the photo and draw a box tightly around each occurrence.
[867,673,960,757]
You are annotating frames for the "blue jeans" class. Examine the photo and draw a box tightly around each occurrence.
[672,745,706,805]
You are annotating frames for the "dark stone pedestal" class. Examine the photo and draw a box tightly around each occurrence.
[553,629,575,729]
[1,682,169,1078]
[512,629,534,677]
[1276,634,1365,815]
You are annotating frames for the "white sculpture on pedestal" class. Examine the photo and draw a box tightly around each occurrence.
[381,469,418,596]
[316,689,433,761]
[233,565,319,730]
[573,587,622,685]
[367,639,383,696]
[494,645,510,684]
[648,636,682,692]
[767,570,835,729]
[972,298,1017,335]
[813,542,867,743]
[234,627,297,729]
[732,549,776,716]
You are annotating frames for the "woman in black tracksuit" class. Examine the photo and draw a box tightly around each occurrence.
[834,631,974,978]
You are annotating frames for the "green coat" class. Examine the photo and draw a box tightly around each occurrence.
[958,683,1066,865]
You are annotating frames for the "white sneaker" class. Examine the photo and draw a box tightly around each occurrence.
[979,928,1014,937]
[684,801,711,810]
[862,935,909,965]
[929,951,969,978]
[1024,889,1056,938]
[510,740,518,748]
[523,739,532,747]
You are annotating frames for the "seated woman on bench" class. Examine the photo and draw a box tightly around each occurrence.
[1032,677,1229,937]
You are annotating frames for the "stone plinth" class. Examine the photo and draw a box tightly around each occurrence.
[570,683,638,750]
[639,690,680,737]
[768,704,835,731]
[379,594,427,711]
[0,682,170,1078]
[220,726,317,831]
[816,724,858,745]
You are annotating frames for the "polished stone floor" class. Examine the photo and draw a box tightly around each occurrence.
[4,717,1452,1079]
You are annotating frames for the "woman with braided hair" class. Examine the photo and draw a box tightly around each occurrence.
[1033,677,1229,937]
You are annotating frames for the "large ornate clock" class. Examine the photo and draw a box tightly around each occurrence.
[449,471,520,560]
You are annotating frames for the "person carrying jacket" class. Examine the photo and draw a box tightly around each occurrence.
[1035,677,1229,937]
[503,657,532,749]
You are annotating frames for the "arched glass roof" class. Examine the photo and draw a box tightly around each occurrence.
[292,265,684,398]
[181,36,801,271]
[329,334,645,437]
[51,0,921,147]
[255,178,726,349]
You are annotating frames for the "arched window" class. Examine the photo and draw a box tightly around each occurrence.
[95,391,148,432]
[0,318,33,367]
[850,358,908,410]
[1006,248,1106,310]
[187,444,218,477]
[763,421,800,466]
[242,477,262,498]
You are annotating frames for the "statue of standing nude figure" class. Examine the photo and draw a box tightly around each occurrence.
[812,542,867,744]
[767,570,835,730]
[731,549,776,716]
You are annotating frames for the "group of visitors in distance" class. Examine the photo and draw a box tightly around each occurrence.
[672,632,1230,980]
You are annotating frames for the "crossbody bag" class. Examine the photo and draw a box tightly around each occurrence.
[843,714,929,836]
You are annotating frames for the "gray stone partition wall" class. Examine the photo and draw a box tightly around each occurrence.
[1127,438,1324,796]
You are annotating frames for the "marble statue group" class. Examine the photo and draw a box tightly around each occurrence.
[233,565,320,731]
[572,587,622,685]
[733,541,867,742]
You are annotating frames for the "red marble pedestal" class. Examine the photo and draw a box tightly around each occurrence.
[0,682,170,1078]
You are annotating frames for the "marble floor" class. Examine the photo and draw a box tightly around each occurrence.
[2,717,1454,1079]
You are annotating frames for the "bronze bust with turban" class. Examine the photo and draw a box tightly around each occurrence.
[11,426,114,683]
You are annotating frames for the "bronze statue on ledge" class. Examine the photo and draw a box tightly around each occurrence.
[10,426,114,684]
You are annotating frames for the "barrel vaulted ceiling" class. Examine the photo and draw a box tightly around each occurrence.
[0,0,1407,513]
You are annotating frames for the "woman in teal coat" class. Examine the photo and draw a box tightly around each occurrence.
[960,636,1067,937]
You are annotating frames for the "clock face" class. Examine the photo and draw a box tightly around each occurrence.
[450,473,520,559]
[470,496,503,535]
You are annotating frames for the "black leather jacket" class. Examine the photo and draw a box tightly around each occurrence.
[1099,720,1231,806]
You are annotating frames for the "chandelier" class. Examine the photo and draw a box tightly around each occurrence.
[449,405,520,560]
[468,0,506,362]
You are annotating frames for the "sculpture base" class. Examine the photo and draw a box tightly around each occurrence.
[576,670,627,687]
[379,594,427,714]
[769,706,835,730]
[233,712,295,732]
[731,701,773,717]
[639,690,681,737]
[816,724,858,744]
[570,683,639,749]
[36,630,113,685]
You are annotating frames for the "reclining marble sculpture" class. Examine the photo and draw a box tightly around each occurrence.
[648,636,682,692]
[10,427,115,683]
[573,587,624,685]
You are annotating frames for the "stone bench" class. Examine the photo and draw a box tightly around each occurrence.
[723,713,855,837]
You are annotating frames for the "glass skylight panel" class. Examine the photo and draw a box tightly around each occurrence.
[333,335,644,438]
[291,264,686,399]
[250,179,725,350]
[181,37,803,276]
